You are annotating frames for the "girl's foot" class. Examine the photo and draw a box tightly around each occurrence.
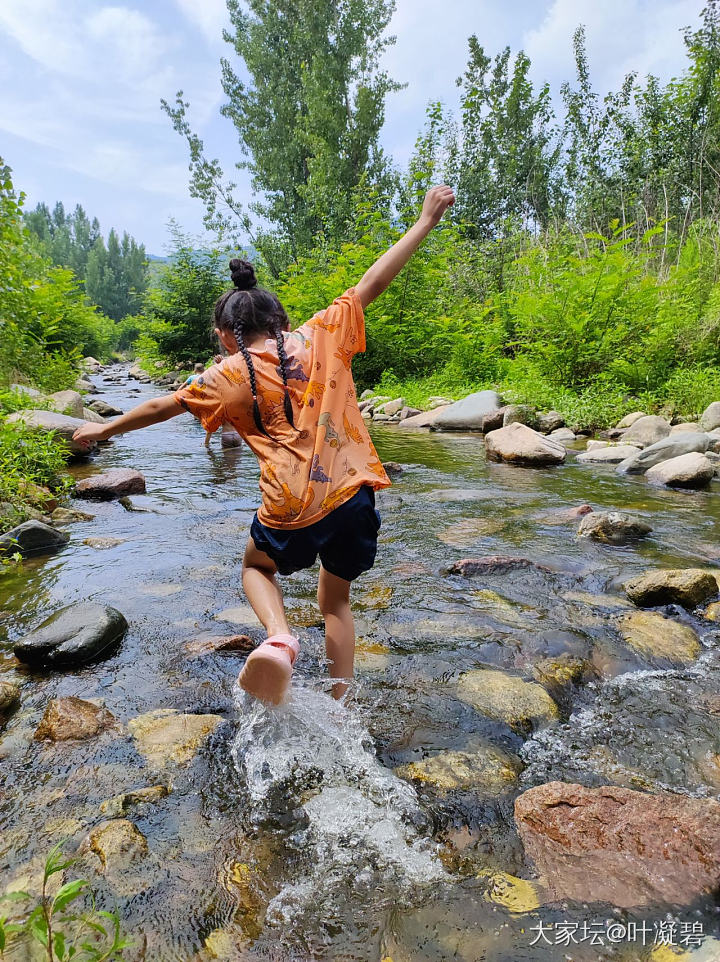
[238,633,299,705]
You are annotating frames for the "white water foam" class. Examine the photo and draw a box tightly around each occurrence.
[230,679,445,935]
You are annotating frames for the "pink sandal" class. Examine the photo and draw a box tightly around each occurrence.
[238,633,300,705]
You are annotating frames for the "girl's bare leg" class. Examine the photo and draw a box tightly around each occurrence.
[242,537,290,637]
[317,565,354,699]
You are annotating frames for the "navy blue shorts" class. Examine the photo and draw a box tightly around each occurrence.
[250,484,381,582]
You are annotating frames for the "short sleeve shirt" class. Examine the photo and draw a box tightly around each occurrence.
[174,287,392,529]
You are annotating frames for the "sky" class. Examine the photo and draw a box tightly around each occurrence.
[0,0,704,255]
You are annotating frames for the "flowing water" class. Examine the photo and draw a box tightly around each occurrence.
[1,365,720,961]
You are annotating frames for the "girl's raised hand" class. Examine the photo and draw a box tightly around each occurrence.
[420,185,455,228]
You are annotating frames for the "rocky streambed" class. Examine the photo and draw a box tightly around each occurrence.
[1,366,720,961]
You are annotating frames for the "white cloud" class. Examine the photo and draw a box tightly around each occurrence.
[174,0,229,44]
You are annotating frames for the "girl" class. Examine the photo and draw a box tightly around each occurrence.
[73,185,455,705]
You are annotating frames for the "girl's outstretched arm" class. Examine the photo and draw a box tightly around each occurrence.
[355,185,455,309]
[72,394,185,449]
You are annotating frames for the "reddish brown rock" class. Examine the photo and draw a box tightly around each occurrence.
[515,781,720,907]
[35,696,117,741]
[184,634,255,656]
[74,469,146,500]
[447,556,552,577]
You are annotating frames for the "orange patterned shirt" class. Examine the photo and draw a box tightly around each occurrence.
[174,287,392,529]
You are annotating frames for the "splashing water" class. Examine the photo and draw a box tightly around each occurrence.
[230,679,446,946]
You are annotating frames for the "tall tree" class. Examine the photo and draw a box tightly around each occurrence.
[162,0,402,272]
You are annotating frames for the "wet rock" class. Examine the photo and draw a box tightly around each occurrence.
[14,602,128,667]
[87,398,123,416]
[625,568,718,609]
[615,411,647,429]
[0,520,69,557]
[700,400,720,432]
[645,451,715,488]
[457,669,559,730]
[74,468,146,500]
[382,461,404,478]
[6,409,96,456]
[477,869,542,913]
[87,818,148,871]
[437,517,506,546]
[621,414,671,448]
[537,410,564,433]
[703,601,720,621]
[396,747,520,795]
[35,696,117,741]
[447,556,551,577]
[514,781,720,908]
[432,389,503,431]
[128,708,224,767]
[532,656,591,699]
[576,443,642,463]
[502,404,538,429]
[616,610,701,663]
[484,423,566,466]
[184,634,256,656]
[0,680,20,720]
[51,506,94,523]
[47,389,84,418]
[616,432,709,474]
[82,537,126,549]
[577,511,651,545]
[547,427,576,442]
[99,785,170,817]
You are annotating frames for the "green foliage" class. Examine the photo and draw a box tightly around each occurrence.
[0,420,72,533]
[0,842,133,960]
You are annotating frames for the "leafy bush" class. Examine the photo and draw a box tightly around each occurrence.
[0,421,72,532]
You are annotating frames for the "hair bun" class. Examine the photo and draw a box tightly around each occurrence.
[229,258,257,290]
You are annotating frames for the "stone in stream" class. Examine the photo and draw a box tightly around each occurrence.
[645,451,715,488]
[447,556,552,577]
[0,680,20,720]
[46,389,84,419]
[577,511,651,545]
[128,708,224,767]
[395,746,521,795]
[99,785,170,817]
[484,422,566,466]
[624,568,718,609]
[74,377,96,393]
[536,410,564,433]
[396,403,449,428]
[34,695,117,741]
[184,634,256,656]
[431,389,503,431]
[514,781,720,908]
[81,819,151,897]
[80,406,107,425]
[703,601,720,621]
[615,411,647,429]
[74,468,146,500]
[479,406,506,433]
[616,431,709,474]
[576,443,642,463]
[457,669,559,730]
[382,461,404,478]
[547,426,576,442]
[88,398,124,417]
[670,421,701,433]
[620,414,671,448]
[51,506,95,523]
[502,404,538,429]
[6,409,96,456]
[616,610,701,663]
[14,602,128,667]
[0,520,69,557]
[700,400,720,432]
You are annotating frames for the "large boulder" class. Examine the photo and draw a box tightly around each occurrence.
[35,696,117,741]
[699,401,720,432]
[46,390,84,419]
[577,511,651,545]
[457,669,559,730]
[397,406,449,429]
[616,610,700,663]
[576,444,641,464]
[0,520,69,557]
[616,432,709,474]
[484,422,566,466]
[74,469,146,500]
[14,602,128,667]
[514,781,720,908]
[6,410,97,456]
[625,568,718,609]
[645,452,715,488]
[432,390,503,431]
[620,414,671,448]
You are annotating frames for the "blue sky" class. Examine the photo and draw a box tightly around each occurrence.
[0,0,703,254]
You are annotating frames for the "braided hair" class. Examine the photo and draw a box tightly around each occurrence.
[213,258,295,437]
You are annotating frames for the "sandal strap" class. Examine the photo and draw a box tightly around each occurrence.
[261,633,300,664]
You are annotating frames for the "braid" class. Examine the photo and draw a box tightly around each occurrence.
[231,295,270,437]
[273,322,295,428]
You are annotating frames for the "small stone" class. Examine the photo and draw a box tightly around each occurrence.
[548,427,576,441]
[74,469,146,500]
[0,680,21,719]
[621,414,671,448]
[537,410,564,433]
[577,511,651,545]
[99,785,170,817]
[382,461,404,478]
[87,399,123,417]
[670,421,701,433]
[128,708,224,766]
[645,452,715,488]
[703,601,720,622]
[477,869,542,913]
[585,439,609,449]
[457,669,559,730]
[382,397,405,416]
[35,696,117,741]
[447,556,549,577]
[484,422,566,466]
[184,634,255,656]
[51,507,94,523]
[397,407,449,429]
[82,537,126,549]
[615,411,646,429]
[0,520,69,557]
[616,610,701,663]
[625,568,718,609]
[576,444,642,463]
[88,819,148,868]
[395,747,520,795]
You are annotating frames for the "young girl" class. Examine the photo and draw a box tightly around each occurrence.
[73,185,455,705]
